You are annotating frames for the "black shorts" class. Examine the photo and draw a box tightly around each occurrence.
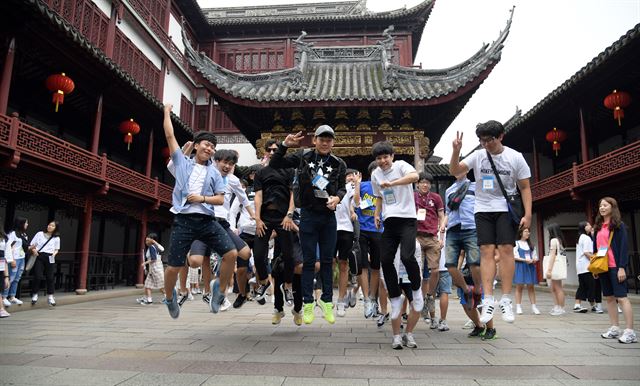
[190,240,211,257]
[237,233,255,268]
[399,280,413,301]
[359,230,381,270]
[217,218,249,252]
[474,212,517,246]
[600,267,628,298]
[335,230,354,261]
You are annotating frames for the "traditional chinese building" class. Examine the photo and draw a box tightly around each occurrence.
[0,0,510,294]
[503,23,640,288]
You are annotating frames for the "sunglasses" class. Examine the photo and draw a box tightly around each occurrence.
[267,148,278,153]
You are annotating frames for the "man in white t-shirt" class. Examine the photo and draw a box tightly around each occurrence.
[449,120,532,325]
[371,141,423,321]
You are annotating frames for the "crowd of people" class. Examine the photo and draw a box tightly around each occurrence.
[153,103,636,347]
[1,105,634,348]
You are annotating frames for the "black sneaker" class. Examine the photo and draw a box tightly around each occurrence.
[202,293,211,305]
[254,281,271,301]
[468,326,485,338]
[377,313,389,328]
[233,294,247,309]
[177,292,189,307]
[481,328,497,340]
[257,297,266,305]
[281,284,294,307]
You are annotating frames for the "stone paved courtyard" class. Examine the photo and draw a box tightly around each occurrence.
[1,289,639,385]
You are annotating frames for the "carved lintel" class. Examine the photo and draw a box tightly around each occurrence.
[0,150,21,169]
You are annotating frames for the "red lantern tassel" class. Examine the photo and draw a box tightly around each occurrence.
[553,141,560,156]
[124,132,133,150]
[52,90,64,113]
[614,107,624,126]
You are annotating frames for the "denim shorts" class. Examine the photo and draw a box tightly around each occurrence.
[600,267,628,298]
[168,214,236,267]
[436,270,452,295]
[445,227,480,267]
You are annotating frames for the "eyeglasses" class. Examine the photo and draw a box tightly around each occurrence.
[267,148,277,153]
[478,136,495,144]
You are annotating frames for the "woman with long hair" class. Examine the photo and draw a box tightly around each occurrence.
[545,223,566,315]
[513,227,540,315]
[595,197,636,344]
[574,221,602,313]
[3,217,29,307]
[29,220,61,306]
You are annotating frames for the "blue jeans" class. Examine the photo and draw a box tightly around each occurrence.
[299,209,337,304]
[444,227,480,268]
[4,258,25,298]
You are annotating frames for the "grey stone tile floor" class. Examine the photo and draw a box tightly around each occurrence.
[0,289,639,385]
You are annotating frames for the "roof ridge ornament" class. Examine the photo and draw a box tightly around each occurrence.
[290,31,311,91]
[377,25,398,90]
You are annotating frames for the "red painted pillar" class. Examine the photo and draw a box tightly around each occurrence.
[207,94,215,131]
[104,3,119,58]
[579,108,589,164]
[0,37,16,115]
[76,195,94,294]
[90,95,103,153]
[145,130,154,177]
[535,211,544,283]
[137,209,148,288]
[532,139,540,183]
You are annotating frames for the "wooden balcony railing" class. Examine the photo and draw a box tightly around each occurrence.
[532,140,640,201]
[0,113,172,207]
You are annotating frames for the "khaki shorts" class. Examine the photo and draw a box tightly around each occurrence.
[416,234,441,270]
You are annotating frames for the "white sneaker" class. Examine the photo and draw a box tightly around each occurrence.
[550,307,564,316]
[9,298,23,306]
[391,334,403,350]
[531,305,541,315]
[31,294,38,305]
[336,302,346,317]
[187,292,194,301]
[219,297,232,312]
[48,295,56,306]
[463,319,475,329]
[516,304,523,315]
[617,306,623,314]
[618,329,638,344]
[389,296,403,320]
[402,333,418,348]
[411,289,424,313]
[430,317,438,329]
[499,296,514,323]
[437,319,450,332]
[479,298,496,324]
[594,304,604,314]
[601,326,621,339]
[364,299,375,319]
[2,298,11,307]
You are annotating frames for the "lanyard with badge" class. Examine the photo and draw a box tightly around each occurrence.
[310,154,331,199]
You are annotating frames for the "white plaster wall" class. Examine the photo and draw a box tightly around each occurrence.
[168,14,185,54]
[163,71,192,116]
[196,90,209,106]
[91,0,111,17]
[541,212,586,286]
[117,17,162,69]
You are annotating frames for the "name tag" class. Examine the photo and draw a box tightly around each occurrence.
[383,188,396,205]
[482,176,494,191]
[524,251,531,260]
[360,198,373,210]
[417,208,427,221]
[49,254,56,264]
[312,174,329,190]
[0,260,5,271]
[597,246,608,257]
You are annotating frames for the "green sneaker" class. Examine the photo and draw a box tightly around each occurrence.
[318,299,335,324]
[303,303,315,324]
[481,328,497,340]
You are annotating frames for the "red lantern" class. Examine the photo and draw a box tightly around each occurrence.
[603,89,631,126]
[119,119,140,150]
[545,127,567,156]
[45,73,75,112]
[161,146,171,161]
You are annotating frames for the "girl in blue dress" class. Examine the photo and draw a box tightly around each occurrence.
[513,228,540,315]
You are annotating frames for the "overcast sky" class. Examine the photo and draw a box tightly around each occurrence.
[198,0,640,162]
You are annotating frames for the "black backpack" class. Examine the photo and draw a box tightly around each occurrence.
[292,149,312,208]
[447,181,470,211]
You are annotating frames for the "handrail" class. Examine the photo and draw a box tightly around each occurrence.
[0,113,172,206]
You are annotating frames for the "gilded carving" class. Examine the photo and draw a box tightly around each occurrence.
[334,122,349,131]
[357,108,371,120]
[291,109,304,121]
[378,122,393,131]
[335,135,362,145]
[385,134,412,145]
[313,108,325,120]
[364,136,373,144]
[379,108,393,120]
[335,108,348,120]
[356,123,371,131]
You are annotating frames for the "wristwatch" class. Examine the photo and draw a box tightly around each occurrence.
[286,211,294,218]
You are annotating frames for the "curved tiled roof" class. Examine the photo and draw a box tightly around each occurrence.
[184,9,512,105]
[204,0,432,26]
[507,22,640,133]
[25,0,193,134]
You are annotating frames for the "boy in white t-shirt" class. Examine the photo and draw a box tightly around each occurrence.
[449,120,532,325]
[371,141,423,321]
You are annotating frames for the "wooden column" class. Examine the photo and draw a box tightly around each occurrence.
[0,37,16,115]
[145,130,154,177]
[76,195,93,294]
[207,94,215,131]
[532,138,540,183]
[90,95,103,153]
[137,209,148,288]
[104,2,119,58]
[579,108,589,164]
[413,135,424,172]
[163,0,172,31]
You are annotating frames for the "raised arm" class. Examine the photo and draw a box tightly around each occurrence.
[269,133,303,169]
[449,131,470,176]
[163,104,179,155]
